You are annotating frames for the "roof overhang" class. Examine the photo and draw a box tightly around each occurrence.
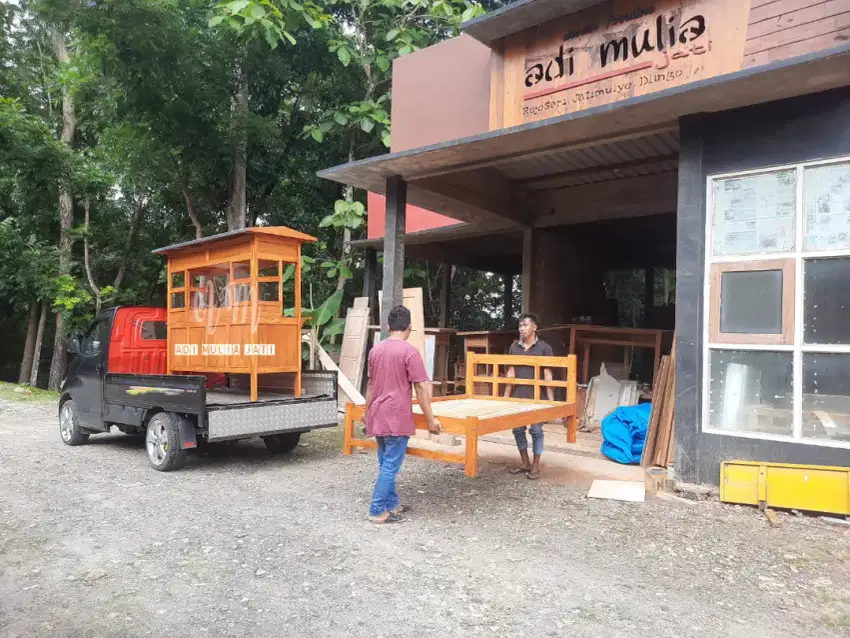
[153,227,317,255]
[462,0,607,47]
[318,45,850,226]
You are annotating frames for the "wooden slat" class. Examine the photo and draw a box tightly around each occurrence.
[749,0,838,25]
[641,355,669,467]
[744,26,850,66]
[351,438,467,465]
[338,304,370,391]
[745,11,850,56]
[748,0,850,39]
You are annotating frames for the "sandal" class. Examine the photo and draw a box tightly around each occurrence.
[390,505,411,515]
[510,467,531,475]
[370,512,406,524]
[527,470,541,480]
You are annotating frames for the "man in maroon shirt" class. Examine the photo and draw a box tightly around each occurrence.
[364,305,441,523]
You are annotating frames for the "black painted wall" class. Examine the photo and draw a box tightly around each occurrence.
[675,87,850,485]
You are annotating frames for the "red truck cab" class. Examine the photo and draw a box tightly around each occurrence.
[107,307,168,375]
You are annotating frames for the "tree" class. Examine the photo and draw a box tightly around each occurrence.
[303,0,485,294]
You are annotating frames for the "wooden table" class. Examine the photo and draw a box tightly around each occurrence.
[343,352,577,477]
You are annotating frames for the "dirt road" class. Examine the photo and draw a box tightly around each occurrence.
[2,398,849,637]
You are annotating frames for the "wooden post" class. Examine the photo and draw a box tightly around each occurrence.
[464,417,479,478]
[362,248,378,326]
[343,402,354,456]
[521,227,536,315]
[381,176,406,338]
[439,263,451,329]
[466,351,476,398]
[250,237,259,401]
[503,272,513,327]
[295,244,302,395]
[566,355,577,444]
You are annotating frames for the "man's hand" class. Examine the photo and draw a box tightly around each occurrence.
[428,418,442,435]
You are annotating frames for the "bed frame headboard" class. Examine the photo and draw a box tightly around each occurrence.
[465,352,577,405]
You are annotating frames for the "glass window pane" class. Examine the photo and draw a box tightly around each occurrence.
[708,350,793,436]
[720,270,783,334]
[171,292,185,309]
[712,170,796,256]
[804,161,850,251]
[258,260,279,277]
[803,353,850,442]
[141,321,167,340]
[213,274,229,307]
[804,257,850,344]
[233,261,250,280]
[259,281,279,302]
[171,272,185,289]
[233,283,250,303]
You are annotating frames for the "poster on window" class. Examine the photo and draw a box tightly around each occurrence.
[804,162,850,251]
[713,170,796,256]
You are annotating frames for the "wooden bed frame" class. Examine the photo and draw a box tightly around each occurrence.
[343,352,577,477]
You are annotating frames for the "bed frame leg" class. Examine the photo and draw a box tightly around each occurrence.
[343,403,354,456]
[566,415,577,444]
[464,418,479,477]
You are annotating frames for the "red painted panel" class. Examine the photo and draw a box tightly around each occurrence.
[367,192,459,240]
[108,307,168,375]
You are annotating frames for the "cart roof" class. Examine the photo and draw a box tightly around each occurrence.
[152,226,317,255]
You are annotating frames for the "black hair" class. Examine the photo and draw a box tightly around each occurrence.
[519,313,539,328]
[387,305,412,332]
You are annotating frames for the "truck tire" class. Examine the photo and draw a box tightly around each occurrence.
[145,412,186,472]
[262,431,301,454]
[59,399,89,446]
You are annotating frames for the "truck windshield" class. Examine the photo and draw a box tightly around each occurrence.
[141,321,167,340]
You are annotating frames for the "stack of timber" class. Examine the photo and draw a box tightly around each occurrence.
[641,344,675,468]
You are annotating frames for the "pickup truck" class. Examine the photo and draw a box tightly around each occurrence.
[58,306,338,471]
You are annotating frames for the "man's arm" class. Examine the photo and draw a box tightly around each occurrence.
[502,366,515,398]
[364,379,373,420]
[543,367,555,402]
[414,381,441,434]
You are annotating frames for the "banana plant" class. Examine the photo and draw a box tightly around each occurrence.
[284,288,345,366]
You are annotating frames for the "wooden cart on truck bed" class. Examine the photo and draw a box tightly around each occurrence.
[58,227,338,471]
[343,352,577,477]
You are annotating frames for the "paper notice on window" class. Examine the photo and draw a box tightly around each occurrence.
[805,162,850,251]
[713,170,796,256]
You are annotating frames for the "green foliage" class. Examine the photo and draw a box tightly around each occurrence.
[210,0,327,47]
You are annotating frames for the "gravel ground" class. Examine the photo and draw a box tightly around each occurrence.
[2,398,850,637]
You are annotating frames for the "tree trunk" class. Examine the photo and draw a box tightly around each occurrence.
[83,198,102,315]
[18,303,39,384]
[112,196,144,290]
[31,299,49,388]
[182,187,202,239]
[47,27,76,392]
[334,136,357,294]
[226,55,249,231]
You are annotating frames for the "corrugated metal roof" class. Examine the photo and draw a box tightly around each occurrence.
[462,0,606,46]
[152,226,317,255]
[498,129,679,189]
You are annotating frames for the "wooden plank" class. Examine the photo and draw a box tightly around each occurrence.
[745,11,850,56]
[641,355,669,467]
[378,287,426,367]
[314,339,366,405]
[339,305,370,391]
[654,346,677,468]
[465,418,479,477]
[744,26,850,65]
[748,0,850,38]
[350,438,466,465]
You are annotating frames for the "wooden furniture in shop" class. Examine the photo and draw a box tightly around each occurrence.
[156,226,316,402]
[343,352,577,477]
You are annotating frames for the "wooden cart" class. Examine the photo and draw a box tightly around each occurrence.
[343,352,577,477]
[154,226,315,401]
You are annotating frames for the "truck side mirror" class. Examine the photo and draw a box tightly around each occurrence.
[68,336,81,355]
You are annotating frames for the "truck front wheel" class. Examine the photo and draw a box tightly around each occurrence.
[146,413,186,472]
[262,432,302,454]
[59,399,89,446]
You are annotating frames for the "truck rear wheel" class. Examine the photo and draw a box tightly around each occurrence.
[146,412,186,472]
[262,432,301,454]
[59,399,89,446]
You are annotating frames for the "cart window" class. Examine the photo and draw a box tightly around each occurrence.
[171,272,185,288]
[141,321,167,340]
[232,283,251,303]
[259,281,279,302]
[171,291,185,309]
[189,263,230,308]
[258,260,279,277]
[233,260,250,280]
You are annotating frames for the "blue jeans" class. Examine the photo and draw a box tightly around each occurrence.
[513,423,544,456]
[369,436,409,516]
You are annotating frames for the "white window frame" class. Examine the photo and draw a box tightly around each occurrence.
[702,154,850,449]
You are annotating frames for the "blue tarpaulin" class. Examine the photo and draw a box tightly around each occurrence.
[600,403,652,465]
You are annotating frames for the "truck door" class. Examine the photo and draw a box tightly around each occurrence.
[74,316,111,429]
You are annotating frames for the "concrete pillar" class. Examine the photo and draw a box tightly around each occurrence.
[502,272,513,327]
[381,176,406,336]
[439,263,451,328]
[362,248,378,325]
